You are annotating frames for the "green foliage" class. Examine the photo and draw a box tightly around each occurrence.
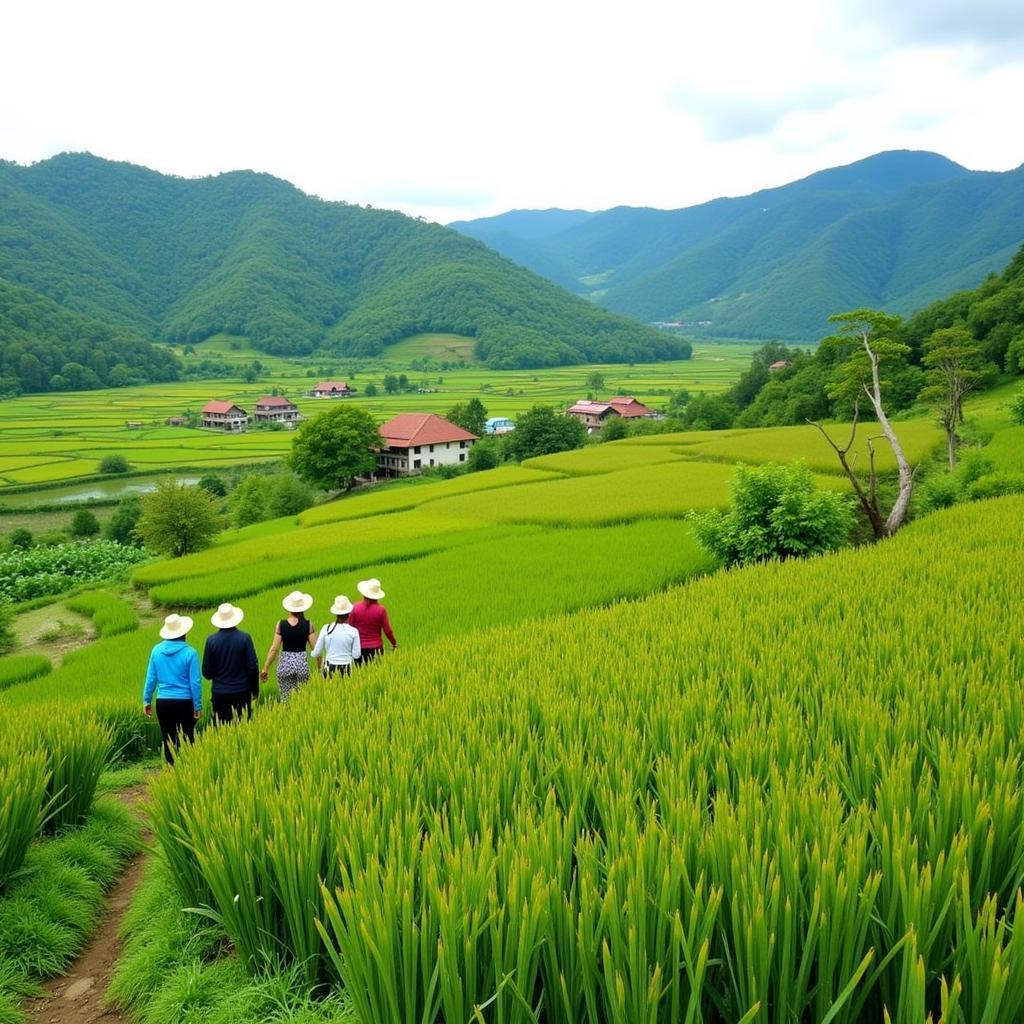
[964,472,1024,500]
[65,590,139,637]
[0,797,139,1008]
[98,453,130,473]
[505,405,587,460]
[0,153,688,371]
[7,528,32,551]
[1009,389,1024,425]
[598,414,628,441]
[679,392,737,430]
[690,462,854,566]
[69,508,100,538]
[585,370,605,390]
[231,471,315,527]
[197,475,228,498]
[230,474,268,528]
[466,437,502,472]
[135,480,225,558]
[104,494,143,546]
[0,655,51,692]
[0,540,148,602]
[446,397,487,436]
[289,405,380,491]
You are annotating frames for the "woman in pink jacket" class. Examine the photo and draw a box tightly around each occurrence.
[348,578,397,665]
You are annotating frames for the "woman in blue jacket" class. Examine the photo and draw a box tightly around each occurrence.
[143,613,202,764]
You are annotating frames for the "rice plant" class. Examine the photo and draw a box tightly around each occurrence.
[146,496,1024,1022]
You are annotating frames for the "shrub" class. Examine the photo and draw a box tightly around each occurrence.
[197,475,228,498]
[99,454,131,474]
[8,527,32,551]
[690,461,854,566]
[70,509,100,538]
[104,495,143,546]
[1010,389,1024,426]
[467,439,502,472]
[0,542,149,602]
[965,471,1024,500]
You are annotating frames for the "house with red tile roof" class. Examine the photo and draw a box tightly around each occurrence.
[566,395,653,434]
[377,413,477,476]
[768,360,792,371]
[201,400,248,431]
[311,380,354,398]
[254,395,300,426]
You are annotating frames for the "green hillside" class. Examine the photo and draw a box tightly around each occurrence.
[452,151,1024,340]
[0,154,688,388]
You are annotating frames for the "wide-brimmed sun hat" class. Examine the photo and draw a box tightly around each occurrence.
[159,613,193,639]
[282,590,313,613]
[210,603,244,629]
[330,595,354,616]
[357,578,385,600]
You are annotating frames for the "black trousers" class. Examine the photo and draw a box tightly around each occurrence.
[212,691,253,724]
[323,663,351,678]
[155,698,196,764]
[356,648,381,665]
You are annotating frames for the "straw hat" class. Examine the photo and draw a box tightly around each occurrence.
[357,578,385,600]
[210,603,244,629]
[282,590,313,613]
[330,595,353,616]
[159,613,193,639]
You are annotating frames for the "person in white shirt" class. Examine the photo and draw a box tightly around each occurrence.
[312,596,361,677]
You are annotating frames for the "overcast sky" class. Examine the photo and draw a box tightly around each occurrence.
[3,0,1022,223]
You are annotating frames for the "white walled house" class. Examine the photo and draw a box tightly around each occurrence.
[201,400,248,431]
[377,413,477,477]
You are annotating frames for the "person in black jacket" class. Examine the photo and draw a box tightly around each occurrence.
[202,603,259,724]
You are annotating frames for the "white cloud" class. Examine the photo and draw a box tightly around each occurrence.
[1,0,1022,222]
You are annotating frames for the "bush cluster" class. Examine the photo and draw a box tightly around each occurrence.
[0,541,149,602]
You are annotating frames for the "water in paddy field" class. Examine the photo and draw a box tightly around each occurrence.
[0,475,201,508]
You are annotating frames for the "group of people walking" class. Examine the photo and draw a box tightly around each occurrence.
[142,578,397,763]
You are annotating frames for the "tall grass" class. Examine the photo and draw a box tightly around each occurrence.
[0,655,51,692]
[147,497,1024,1021]
[65,589,139,636]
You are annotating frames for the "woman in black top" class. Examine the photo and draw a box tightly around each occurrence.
[261,591,315,702]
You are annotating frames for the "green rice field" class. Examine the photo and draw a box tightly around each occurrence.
[0,337,754,492]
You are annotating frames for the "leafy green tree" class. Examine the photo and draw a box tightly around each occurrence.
[134,481,225,557]
[289,405,380,491]
[70,508,100,538]
[585,371,605,391]
[231,474,269,527]
[267,472,315,518]
[467,438,502,472]
[99,454,130,474]
[383,374,399,394]
[9,527,33,550]
[364,383,378,397]
[921,324,994,468]
[104,495,143,546]
[812,309,916,539]
[690,462,853,567]
[1010,389,1024,426]
[667,388,691,414]
[197,474,228,498]
[680,393,736,430]
[599,416,628,442]
[506,406,587,461]
[447,397,488,436]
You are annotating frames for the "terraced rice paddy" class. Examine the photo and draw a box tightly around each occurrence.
[0,339,754,491]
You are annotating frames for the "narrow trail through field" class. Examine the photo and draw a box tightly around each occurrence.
[23,783,152,1024]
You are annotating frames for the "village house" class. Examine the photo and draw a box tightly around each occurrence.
[253,395,301,426]
[377,413,477,477]
[768,360,792,371]
[311,380,354,398]
[565,395,654,434]
[201,400,248,431]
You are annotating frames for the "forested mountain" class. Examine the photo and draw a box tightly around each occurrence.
[451,151,1024,340]
[0,154,687,392]
[678,241,1024,431]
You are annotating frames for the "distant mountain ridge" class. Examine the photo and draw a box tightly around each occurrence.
[0,153,688,381]
[450,151,1024,340]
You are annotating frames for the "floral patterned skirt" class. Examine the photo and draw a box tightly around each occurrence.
[277,650,310,702]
